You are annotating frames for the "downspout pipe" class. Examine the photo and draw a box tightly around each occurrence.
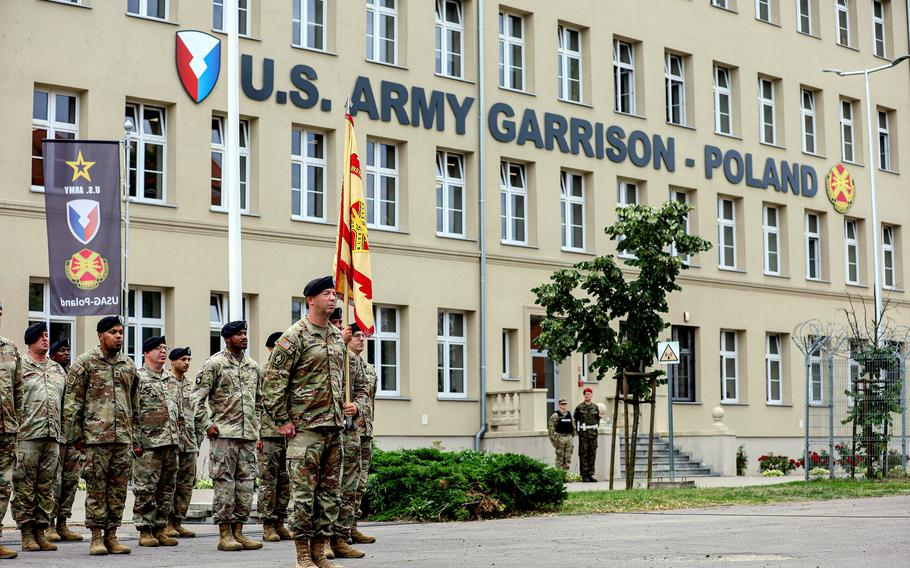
[474,0,488,452]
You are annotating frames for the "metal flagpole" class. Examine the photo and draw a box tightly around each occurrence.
[122,119,134,319]
[226,0,243,322]
[342,103,353,430]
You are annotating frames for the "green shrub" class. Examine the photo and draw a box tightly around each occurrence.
[363,448,567,522]
[808,467,830,480]
[761,469,784,477]
[736,445,748,476]
[195,477,214,489]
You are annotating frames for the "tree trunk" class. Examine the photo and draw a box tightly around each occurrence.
[627,396,641,489]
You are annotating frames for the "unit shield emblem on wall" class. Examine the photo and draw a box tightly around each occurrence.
[825,163,856,214]
[175,30,221,103]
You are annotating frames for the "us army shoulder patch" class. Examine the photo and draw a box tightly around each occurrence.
[195,375,202,385]
[276,337,292,350]
[273,351,287,367]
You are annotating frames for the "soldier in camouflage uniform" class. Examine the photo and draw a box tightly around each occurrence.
[349,323,378,546]
[195,320,263,552]
[63,315,139,555]
[547,399,575,472]
[165,346,202,539]
[257,332,292,543]
[12,322,63,553]
[574,388,601,482]
[132,336,182,547]
[262,276,367,568]
[0,302,22,560]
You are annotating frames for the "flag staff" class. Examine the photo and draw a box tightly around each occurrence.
[122,118,134,320]
[341,100,353,430]
[226,0,243,322]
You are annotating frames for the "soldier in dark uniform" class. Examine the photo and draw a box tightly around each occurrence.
[574,388,600,482]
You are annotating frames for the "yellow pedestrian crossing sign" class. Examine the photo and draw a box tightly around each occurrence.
[657,341,680,365]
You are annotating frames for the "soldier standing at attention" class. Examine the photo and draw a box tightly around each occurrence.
[48,340,70,371]
[12,322,64,553]
[195,320,263,552]
[547,399,575,472]
[0,301,22,560]
[63,315,139,555]
[46,338,83,543]
[133,336,181,547]
[329,308,343,330]
[348,323,378,547]
[258,331,292,543]
[574,388,601,482]
[165,346,201,539]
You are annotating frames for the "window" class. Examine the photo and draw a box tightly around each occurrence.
[878,110,891,170]
[801,89,817,154]
[720,331,738,403]
[498,12,525,91]
[756,0,771,22]
[669,189,691,264]
[872,0,886,57]
[368,306,401,396]
[669,326,696,402]
[209,293,249,355]
[763,205,781,275]
[766,334,783,404]
[797,0,813,34]
[435,0,464,78]
[291,297,305,323]
[560,171,585,251]
[617,180,638,258]
[717,198,737,269]
[758,77,776,145]
[32,89,78,189]
[665,53,686,125]
[845,219,861,285]
[557,25,582,103]
[128,0,168,20]
[614,40,635,114]
[365,140,399,229]
[292,0,326,50]
[711,0,729,8]
[808,337,823,404]
[27,281,76,352]
[836,0,851,46]
[883,226,896,289]
[438,310,467,398]
[436,150,466,237]
[840,99,856,162]
[125,103,166,202]
[713,65,733,135]
[127,288,164,364]
[500,161,527,244]
[805,212,822,280]
[291,128,327,222]
[501,330,511,379]
[366,0,397,65]
[213,0,250,36]
[210,117,250,213]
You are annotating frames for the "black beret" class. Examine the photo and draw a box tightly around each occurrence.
[304,275,335,297]
[330,307,343,322]
[142,335,166,353]
[266,331,282,349]
[97,315,123,333]
[349,322,362,334]
[168,346,191,361]
[24,322,47,345]
[49,339,70,355]
[221,320,247,338]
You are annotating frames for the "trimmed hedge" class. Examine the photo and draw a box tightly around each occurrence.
[363,448,567,522]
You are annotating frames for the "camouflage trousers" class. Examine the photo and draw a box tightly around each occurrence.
[551,434,574,471]
[209,438,257,524]
[171,450,197,521]
[353,435,373,519]
[52,442,83,520]
[132,445,178,529]
[334,429,361,537]
[12,439,61,529]
[287,427,341,539]
[256,437,289,522]
[83,443,132,529]
[0,434,14,532]
[578,431,598,479]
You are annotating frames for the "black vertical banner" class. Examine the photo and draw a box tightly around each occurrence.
[43,140,121,316]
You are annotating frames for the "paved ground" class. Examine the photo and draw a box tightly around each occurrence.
[1,495,907,567]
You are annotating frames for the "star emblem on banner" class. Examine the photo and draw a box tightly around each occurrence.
[66,150,95,183]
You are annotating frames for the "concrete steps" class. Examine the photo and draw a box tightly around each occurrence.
[617,435,717,478]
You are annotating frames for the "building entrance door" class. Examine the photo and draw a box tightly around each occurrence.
[530,316,559,416]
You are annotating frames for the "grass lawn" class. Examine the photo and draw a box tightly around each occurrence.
[560,479,910,515]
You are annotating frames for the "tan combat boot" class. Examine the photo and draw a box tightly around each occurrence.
[0,543,15,559]
[154,527,178,546]
[276,520,293,540]
[350,523,376,544]
[311,536,343,568]
[262,521,280,542]
[88,528,107,556]
[163,520,180,538]
[232,522,262,550]
[103,527,131,554]
[295,538,317,568]
[331,535,365,558]
[20,523,39,552]
[217,522,242,551]
[45,526,61,542]
[32,526,57,551]
[171,520,195,538]
[56,518,83,541]
[324,539,334,559]
[138,528,159,547]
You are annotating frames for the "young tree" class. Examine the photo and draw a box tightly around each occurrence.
[532,201,711,487]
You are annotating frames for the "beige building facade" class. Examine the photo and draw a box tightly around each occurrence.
[1,0,909,476]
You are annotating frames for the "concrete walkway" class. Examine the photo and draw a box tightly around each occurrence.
[566,474,798,492]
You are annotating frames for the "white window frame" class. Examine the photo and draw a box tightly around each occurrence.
[882,225,896,289]
[560,170,585,252]
[617,180,638,259]
[501,330,513,379]
[763,205,781,275]
[365,139,399,230]
[31,89,79,192]
[613,40,636,115]
[808,339,823,404]
[127,287,165,365]
[126,102,167,203]
[291,127,327,222]
[291,297,306,323]
[557,25,583,103]
[435,0,464,79]
[366,0,398,65]
[211,116,250,214]
[669,189,690,264]
[717,198,737,269]
[369,306,401,397]
[713,65,733,135]
[872,0,886,57]
[128,0,169,20]
[766,333,783,404]
[801,89,817,154]
[805,212,822,281]
[292,0,327,50]
[438,310,467,399]
[209,292,249,355]
[840,99,856,163]
[845,219,861,285]
[27,280,77,353]
[500,161,528,245]
[720,330,739,403]
[665,52,686,125]
[436,150,466,238]
[758,78,776,145]
[836,0,851,46]
[797,0,813,34]
[213,0,251,37]
[878,110,891,170]
[756,0,772,22]
[498,11,525,91]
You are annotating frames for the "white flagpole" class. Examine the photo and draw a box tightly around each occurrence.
[226,0,243,322]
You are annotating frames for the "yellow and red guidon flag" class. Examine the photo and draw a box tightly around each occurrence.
[334,114,375,335]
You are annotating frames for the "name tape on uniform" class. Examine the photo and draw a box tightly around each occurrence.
[656,341,680,365]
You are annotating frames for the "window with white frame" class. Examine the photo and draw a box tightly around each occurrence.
[437,310,467,398]
[840,99,856,162]
[128,0,168,20]
[498,11,525,91]
[711,0,729,8]
[756,0,771,22]
[500,161,527,244]
[665,53,686,125]
[808,336,823,404]
[27,280,76,352]
[211,117,250,212]
[805,212,822,280]
[127,288,164,364]
[669,326,696,401]
[617,180,638,258]
[614,40,635,114]
[720,330,739,402]
[291,297,305,323]
[365,140,398,229]
[845,219,861,285]
[560,170,585,251]
[801,89,817,154]
[763,205,781,275]
[557,25,582,103]
[125,103,166,202]
[872,0,886,57]
[758,78,776,145]
[366,0,397,65]
[292,0,326,50]
[836,0,851,46]
[209,292,249,356]
[717,198,737,269]
[368,306,401,396]
[883,225,896,289]
[766,333,783,404]
[878,110,891,170]
[213,0,250,36]
[435,0,464,78]
[436,150,466,237]
[291,128,326,221]
[501,330,511,379]
[32,89,78,190]
[669,189,691,263]
[797,0,813,34]
[713,65,733,135]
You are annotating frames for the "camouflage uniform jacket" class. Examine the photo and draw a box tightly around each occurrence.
[0,337,23,435]
[64,346,139,446]
[194,350,262,441]
[18,355,66,442]
[135,366,182,449]
[353,356,377,438]
[175,373,205,452]
[573,401,600,433]
[547,410,576,442]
